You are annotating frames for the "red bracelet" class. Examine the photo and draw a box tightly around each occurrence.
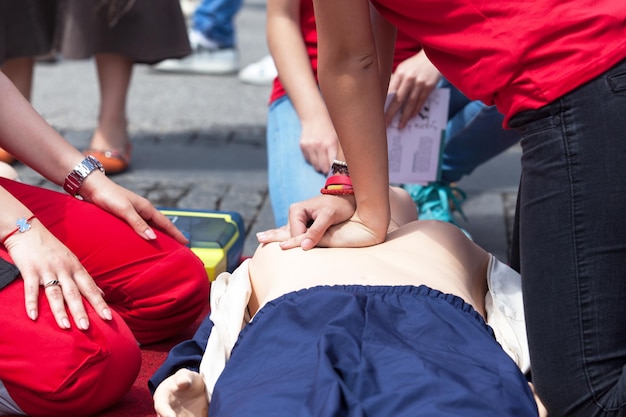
[320,174,354,195]
[1,215,36,246]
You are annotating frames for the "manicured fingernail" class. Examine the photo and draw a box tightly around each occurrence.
[29,310,37,320]
[102,308,112,321]
[62,318,71,329]
[256,232,266,240]
[79,318,89,330]
[144,228,157,240]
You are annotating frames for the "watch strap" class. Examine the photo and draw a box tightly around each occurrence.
[63,155,105,196]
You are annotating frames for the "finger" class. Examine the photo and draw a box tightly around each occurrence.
[55,273,91,330]
[385,97,403,126]
[300,139,318,166]
[387,73,400,93]
[286,205,313,237]
[273,233,310,250]
[154,400,177,417]
[399,95,421,128]
[414,90,430,117]
[323,150,334,175]
[309,151,324,173]
[173,369,194,391]
[314,150,332,174]
[128,202,186,243]
[149,210,189,244]
[73,269,113,322]
[298,214,335,250]
[256,227,292,243]
[23,275,40,321]
[42,278,72,329]
[387,80,413,125]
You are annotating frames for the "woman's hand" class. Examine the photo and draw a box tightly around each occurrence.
[385,50,442,129]
[78,172,188,244]
[154,369,208,417]
[258,194,355,249]
[299,115,339,174]
[4,219,112,330]
[257,194,385,250]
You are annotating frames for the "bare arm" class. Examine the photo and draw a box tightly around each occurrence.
[261,0,395,249]
[0,72,186,329]
[267,0,337,173]
[316,0,392,238]
[0,72,185,244]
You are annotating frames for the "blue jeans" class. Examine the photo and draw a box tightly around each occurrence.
[508,57,626,417]
[192,0,242,48]
[439,79,520,183]
[267,96,326,227]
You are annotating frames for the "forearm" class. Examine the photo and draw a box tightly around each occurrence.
[315,0,391,239]
[0,72,85,186]
[267,0,328,124]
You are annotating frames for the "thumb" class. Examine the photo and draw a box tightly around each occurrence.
[173,369,194,391]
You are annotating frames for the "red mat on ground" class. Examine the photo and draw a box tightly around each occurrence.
[94,304,208,417]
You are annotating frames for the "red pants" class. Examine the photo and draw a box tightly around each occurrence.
[0,179,210,416]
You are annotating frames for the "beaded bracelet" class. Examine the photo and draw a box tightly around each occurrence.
[1,215,36,246]
[331,159,349,176]
[320,174,354,195]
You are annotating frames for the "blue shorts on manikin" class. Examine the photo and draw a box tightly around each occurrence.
[192,0,242,48]
[208,285,537,417]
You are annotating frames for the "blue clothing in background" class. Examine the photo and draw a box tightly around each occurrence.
[192,0,242,48]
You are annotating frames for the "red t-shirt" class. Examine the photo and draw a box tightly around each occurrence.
[269,0,422,104]
[371,0,626,123]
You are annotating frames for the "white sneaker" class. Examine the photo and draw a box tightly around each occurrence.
[153,31,239,75]
[238,55,277,85]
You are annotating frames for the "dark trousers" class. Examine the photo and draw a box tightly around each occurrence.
[509,58,626,416]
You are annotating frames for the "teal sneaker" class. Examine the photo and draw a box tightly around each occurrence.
[402,182,471,238]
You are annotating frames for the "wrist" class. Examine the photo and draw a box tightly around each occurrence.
[1,215,36,246]
[63,155,105,197]
[321,160,353,195]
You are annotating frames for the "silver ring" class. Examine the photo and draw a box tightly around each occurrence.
[43,279,61,289]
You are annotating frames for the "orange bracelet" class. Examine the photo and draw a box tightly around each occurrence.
[1,215,36,246]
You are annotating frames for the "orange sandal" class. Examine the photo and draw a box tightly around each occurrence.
[83,144,131,175]
[0,148,15,164]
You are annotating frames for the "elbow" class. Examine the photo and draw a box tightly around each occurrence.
[318,48,378,83]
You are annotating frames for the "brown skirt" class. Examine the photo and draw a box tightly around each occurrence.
[0,0,58,64]
[57,0,191,64]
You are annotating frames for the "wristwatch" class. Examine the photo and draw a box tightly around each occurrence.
[63,155,105,196]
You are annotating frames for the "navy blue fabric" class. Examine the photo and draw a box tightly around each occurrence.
[210,285,538,417]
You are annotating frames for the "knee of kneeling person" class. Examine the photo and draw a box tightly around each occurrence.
[15,317,141,417]
[132,248,209,344]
